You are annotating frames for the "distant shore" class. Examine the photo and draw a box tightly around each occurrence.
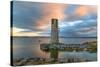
[11,36,97,38]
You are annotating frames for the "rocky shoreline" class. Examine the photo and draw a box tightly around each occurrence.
[13,57,96,66]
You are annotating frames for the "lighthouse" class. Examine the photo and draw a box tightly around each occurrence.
[40,19,59,61]
[51,19,59,44]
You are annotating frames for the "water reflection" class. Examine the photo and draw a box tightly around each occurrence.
[59,51,97,61]
[13,37,97,61]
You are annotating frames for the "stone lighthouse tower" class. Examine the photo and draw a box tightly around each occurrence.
[51,18,59,44]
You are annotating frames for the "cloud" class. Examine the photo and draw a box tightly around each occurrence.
[60,20,83,27]
[77,27,97,34]
[64,5,97,22]
[12,27,30,33]
[13,1,43,31]
[13,32,41,36]
[12,1,97,37]
[75,6,88,16]
[12,27,50,36]
[75,5,97,16]
[60,19,97,37]
[12,27,44,36]
[36,3,67,30]
[13,1,67,31]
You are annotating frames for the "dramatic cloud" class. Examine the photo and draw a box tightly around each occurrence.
[12,1,97,37]
[74,6,97,16]
[36,3,66,30]
[63,5,97,22]
[59,19,97,37]
[75,6,88,16]
[13,1,43,31]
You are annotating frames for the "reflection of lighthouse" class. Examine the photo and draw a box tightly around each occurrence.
[51,19,59,44]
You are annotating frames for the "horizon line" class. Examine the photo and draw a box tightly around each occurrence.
[11,36,97,38]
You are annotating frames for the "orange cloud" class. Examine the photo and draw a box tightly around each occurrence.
[75,6,88,16]
[75,5,97,16]
[36,3,66,30]
[88,6,97,14]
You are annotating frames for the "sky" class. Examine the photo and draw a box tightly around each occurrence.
[12,1,97,37]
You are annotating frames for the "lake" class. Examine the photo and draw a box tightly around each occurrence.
[12,37,97,61]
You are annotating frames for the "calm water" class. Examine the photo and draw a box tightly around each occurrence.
[12,37,97,61]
